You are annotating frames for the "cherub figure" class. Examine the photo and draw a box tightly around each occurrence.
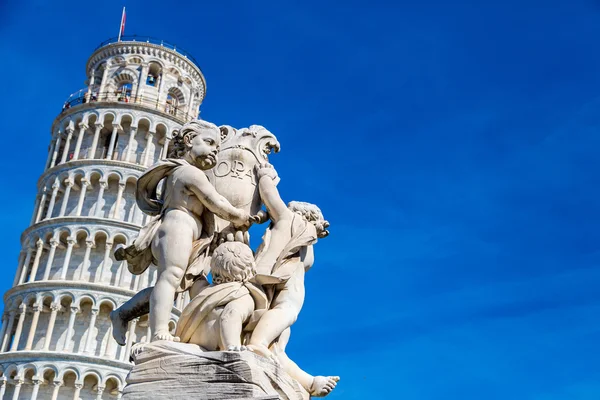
[175,241,266,350]
[246,163,338,396]
[112,120,254,342]
[248,163,330,355]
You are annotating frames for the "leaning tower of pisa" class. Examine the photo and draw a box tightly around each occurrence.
[0,36,206,399]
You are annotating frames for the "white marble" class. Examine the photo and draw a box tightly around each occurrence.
[123,340,309,400]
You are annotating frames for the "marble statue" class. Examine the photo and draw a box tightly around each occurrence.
[175,241,266,351]
[112,120,255,342]
[116,120,339,399]
[247,163,330,357]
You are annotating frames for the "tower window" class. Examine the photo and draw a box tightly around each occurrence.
[165,94,178,115]
[116,83,132,103]
[146,74,157,86]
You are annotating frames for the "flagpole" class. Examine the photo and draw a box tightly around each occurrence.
[118,7,125,42]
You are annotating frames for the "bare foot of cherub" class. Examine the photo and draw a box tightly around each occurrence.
[310,376,340,397]
[227,345,248,352]
[246,343,277,362]
[152,330,181,342]
[110,310,127,346]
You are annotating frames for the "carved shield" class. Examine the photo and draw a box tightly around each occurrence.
[206,125,280,231]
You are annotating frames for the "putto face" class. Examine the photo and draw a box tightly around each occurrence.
[186,128,220,170]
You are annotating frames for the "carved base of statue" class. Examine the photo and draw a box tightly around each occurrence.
[122,341,309,400]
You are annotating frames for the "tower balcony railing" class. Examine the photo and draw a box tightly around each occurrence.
[61,90,197,123]
[95,35,202,72]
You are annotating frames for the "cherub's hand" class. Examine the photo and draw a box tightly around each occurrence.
[317,220,330,239]
[255,210,270,224]
[232,212,261,232]
[255,163,280,185]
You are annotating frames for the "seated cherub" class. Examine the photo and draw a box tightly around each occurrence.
[175,241,267,351]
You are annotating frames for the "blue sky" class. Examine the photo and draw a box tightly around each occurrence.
[1,1,600,398]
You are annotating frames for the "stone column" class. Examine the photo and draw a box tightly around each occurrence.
[94,180,107,217]
[10,304,27,351]
[75,179,90,216]
[0,314,8,353]
[27,239,45,283]
[24,303,41,350]
[135,64,149,100]
[126,126,138,162]
[112,183,126,219]
[78,239,94,280]
[105,125,119,160]
[0,378,6,399]
[142,131,155,166]
[30,195,41,225]
[185,88,195,117]
[162,136,171,159]
[60,127,74,164]
[49,134,62,168]
[124,318,138,361]
[59,237,76,280]
[131,206,139,225]
[72,124,88,160]
[44,139,56,170]
[146,322,151,343]
[88,123,103,159]
[96,241,113,283]
[95,385,105,400]
[44,182,60,220]
[98,66,109,97]
[49,381,61,400]
[58,179,74,217]
[1,311,16,352]
[118,260,128,286]
[42,238,59,281]
[83,308,99,354]
[72,383,83,400]
[62,306,80,352]
[17,247,33,285]
[11,379,23,400]
[104,325,115,357]
[34,188,47,223]
[30,377,42,400]
[87,69,95,98]
[157,73,164,103]
[13,252,25,286]
[0,313,8,350]
[43,303,60,351]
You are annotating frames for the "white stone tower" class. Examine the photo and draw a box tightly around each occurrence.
[0,36,206,399]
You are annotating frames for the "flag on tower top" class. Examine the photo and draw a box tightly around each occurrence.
[118,7,126,41]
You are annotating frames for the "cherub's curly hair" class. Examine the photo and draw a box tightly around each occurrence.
[211,242,255,284]
[168,120,220,159]
[287,201,330,238]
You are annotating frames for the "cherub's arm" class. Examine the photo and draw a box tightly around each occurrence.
[255,163,289,222]
[187,169,248,225]
[258,176,291,224]
[219,295,254,349]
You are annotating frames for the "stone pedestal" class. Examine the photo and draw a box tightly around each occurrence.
[122,341,309,400]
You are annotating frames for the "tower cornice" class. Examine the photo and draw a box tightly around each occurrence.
[21,216,142,244]
[51,101,188,134]
[39,159,146,188]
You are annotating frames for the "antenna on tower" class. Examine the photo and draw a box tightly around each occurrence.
[118,7,126,42]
